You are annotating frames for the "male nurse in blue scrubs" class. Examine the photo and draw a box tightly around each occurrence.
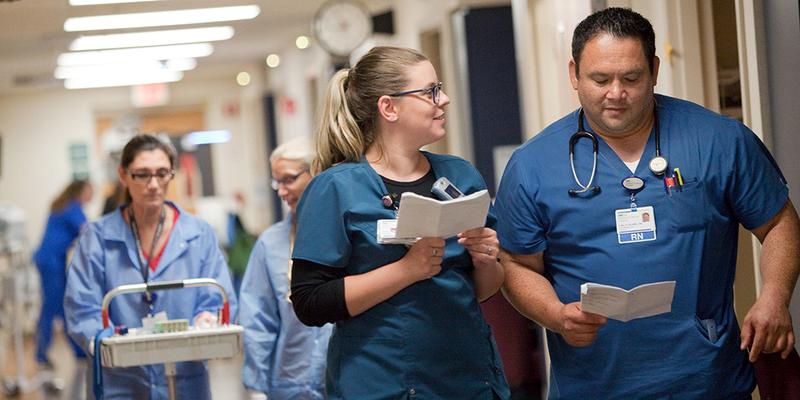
[495,7,800,399]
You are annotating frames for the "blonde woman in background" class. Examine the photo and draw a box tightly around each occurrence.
[240,138,332,399]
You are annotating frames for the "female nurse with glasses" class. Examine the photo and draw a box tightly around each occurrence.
[64,134,236,399]
[290,46,510,399]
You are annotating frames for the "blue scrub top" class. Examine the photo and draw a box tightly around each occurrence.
[240,217,332,399]
[293,152,510,400]
[34,200,87,269]
[495,95,788,399]
[64,202,238,400]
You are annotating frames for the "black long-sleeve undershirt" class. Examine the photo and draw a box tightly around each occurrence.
[290,170,437,326]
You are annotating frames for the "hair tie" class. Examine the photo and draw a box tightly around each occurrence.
[343,68,352,91]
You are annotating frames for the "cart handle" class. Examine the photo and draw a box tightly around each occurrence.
[101,278,230,328]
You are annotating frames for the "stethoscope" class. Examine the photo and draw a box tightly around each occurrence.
[568,107,668,196]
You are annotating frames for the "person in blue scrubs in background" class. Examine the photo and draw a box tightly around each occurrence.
[289,46,510,399]
[34,179,93,368]
[240,137,332,400]
[64,134,237,400]
[495,8,800,398]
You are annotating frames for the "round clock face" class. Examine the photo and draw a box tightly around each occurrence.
[313,0,373,57]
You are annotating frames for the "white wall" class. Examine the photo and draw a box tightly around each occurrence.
[1,88,112,246]
[0,74,271,247]
[512,0,599,138]
[0,0,461,247]
[513,0,710,140]
[257,0,518,168]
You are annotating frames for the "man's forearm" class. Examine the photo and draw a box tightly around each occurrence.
[758,202,800,305]
[501,256,564,332]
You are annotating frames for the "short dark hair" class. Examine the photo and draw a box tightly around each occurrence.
[572,7,656,77]
[120,134,176,170]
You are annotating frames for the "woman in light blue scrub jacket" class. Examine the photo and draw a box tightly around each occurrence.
[240,138,332,399]
[290,46,510,400]
[64,134,236,400]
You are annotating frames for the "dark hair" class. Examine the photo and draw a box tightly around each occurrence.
[572,7,656,77]
[51,180,90,212]
[120,134,177,170]
[120,134,177,204]
[313,46,428,174]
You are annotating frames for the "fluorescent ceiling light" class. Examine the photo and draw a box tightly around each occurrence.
[65,71,183,89]
[55,58,196,79]
[70,26,234,51]
[58,43,213,66]
[70,0,163,5]
[186,130,231,145]
[64,5,260,32]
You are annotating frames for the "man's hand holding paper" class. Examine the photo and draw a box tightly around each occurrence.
[580,281,676,322]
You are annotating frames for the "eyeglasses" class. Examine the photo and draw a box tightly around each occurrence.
[389,82,443,105]
[127,168,175,184]
[271,169,308,190]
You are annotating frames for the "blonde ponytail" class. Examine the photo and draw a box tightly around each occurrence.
[312,46,429,175]
[313,70,365,175]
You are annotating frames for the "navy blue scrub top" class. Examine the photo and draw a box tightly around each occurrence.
[495,95,788,399]
[34,200,86,268]
[294,152,510,400]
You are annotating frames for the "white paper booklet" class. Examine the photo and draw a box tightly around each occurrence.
[580,280,676,322]
[392,190,490,239]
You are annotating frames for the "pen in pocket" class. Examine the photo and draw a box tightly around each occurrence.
[673,168,684,192]
[664,176,675,196]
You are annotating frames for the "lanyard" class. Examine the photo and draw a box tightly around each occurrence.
[128,205,166,305]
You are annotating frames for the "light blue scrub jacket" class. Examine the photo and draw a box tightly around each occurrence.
[64,202,238,400]
[240,217,332,399]
[495,95,788,399]
[293,152,510,400]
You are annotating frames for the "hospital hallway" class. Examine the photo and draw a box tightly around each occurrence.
[1,1,799,399]
[0,326,246,400]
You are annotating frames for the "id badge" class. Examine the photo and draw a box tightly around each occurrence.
[376,219,398,244]
[377,219,418,245]
[615,206,656,244]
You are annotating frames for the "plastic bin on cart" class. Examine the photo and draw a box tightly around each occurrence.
[98,278,241,399]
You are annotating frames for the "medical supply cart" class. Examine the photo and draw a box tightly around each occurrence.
[98,278,243,400]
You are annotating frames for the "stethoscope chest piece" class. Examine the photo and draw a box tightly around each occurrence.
[648,155,668,176]
[569,106,666,197]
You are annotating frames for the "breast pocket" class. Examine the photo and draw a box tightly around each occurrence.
[666,179,708,232]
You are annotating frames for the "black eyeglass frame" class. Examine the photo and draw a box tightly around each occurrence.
[271,169,309,190]
[389,82,443,104]
[126,169,176,184]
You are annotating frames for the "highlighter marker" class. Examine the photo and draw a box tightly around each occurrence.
[673,168,684,192]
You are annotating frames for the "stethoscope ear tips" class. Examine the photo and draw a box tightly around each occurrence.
[592,186,602,193]
[568,189,578,197]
